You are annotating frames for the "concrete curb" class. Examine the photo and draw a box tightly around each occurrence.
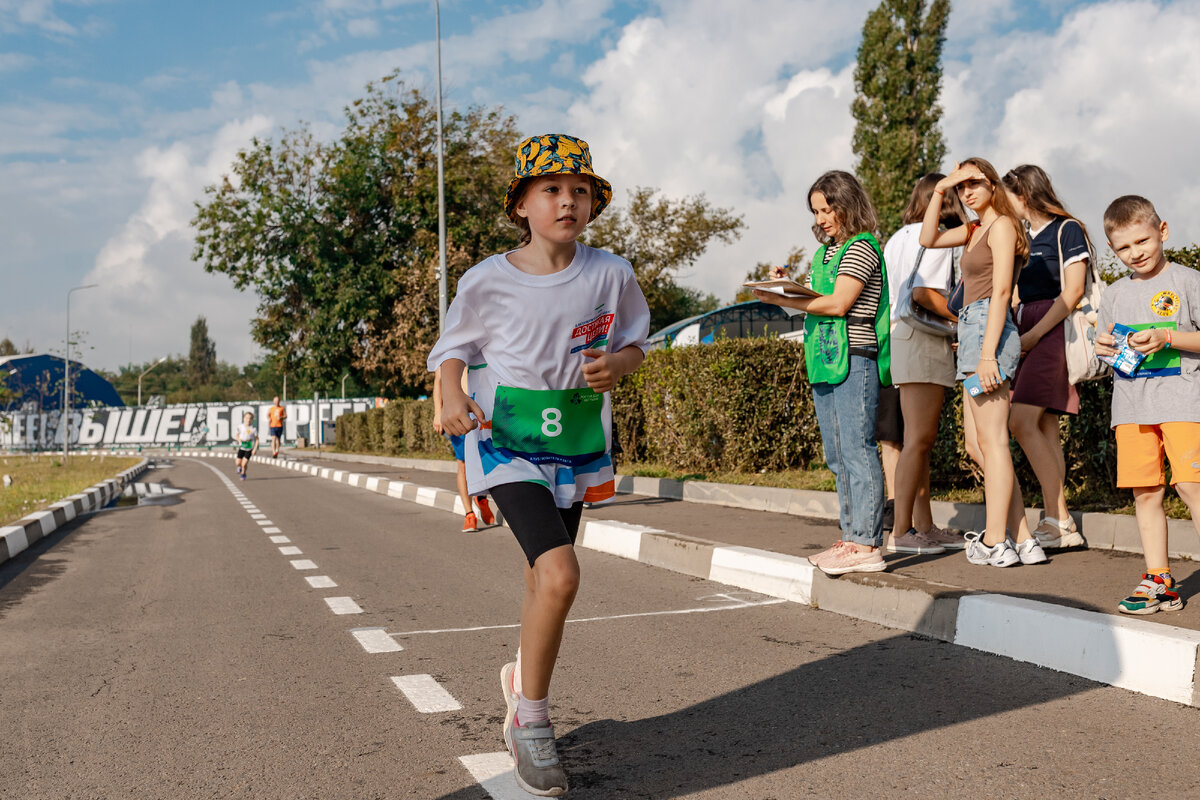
[181,451,1200,707]
[0,458,150,566]
[259,451,1194,561]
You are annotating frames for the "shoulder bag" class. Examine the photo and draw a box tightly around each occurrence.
[897,245,957,337]
[1058,219,1110,384]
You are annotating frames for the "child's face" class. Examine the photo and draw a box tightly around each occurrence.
[244,414,253,423]
[809,191,842,241]
[1108,218,1169,278]
[515,174,593,245]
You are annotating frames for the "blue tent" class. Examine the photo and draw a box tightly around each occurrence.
[0,354,125,413]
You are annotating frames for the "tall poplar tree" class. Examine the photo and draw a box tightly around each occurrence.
[851,0,951,237]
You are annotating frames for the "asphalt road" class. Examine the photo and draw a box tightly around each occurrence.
[2,457,1198,799]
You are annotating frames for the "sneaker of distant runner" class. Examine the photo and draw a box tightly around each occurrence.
[816,544,887,575]
[1033,517,1086,549]
[886,528,946,554]
[462,511,478,532]
[1014,536,1048,565]
[504,717,568,797]
[964,532,1019,567]
[500,662,518,739]
[477,497,495,526]
[1118,572,1184,615]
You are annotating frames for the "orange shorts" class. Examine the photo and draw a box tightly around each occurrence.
[1115,422,1200,488]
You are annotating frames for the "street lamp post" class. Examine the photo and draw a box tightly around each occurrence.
[138,356,168,406]
[63,283,98,461]
[434,0,448,334]
[341,373,350,400]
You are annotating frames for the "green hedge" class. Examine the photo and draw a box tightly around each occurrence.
[334,398,452,458]
[336,338,1120,502]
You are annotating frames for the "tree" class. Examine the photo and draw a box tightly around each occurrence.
[1165,244,1200,271]
[0,337,16,357]
[188,316,217,386]
[193,72,520,397]
[735,247,809,303]
[583,186,743,332]
[851,0,951,237]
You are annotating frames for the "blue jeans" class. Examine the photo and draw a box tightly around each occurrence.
[811,355,884,547]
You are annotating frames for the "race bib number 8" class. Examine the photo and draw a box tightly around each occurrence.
[492,385,606,466]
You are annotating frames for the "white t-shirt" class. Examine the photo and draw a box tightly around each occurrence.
[427,244,651,507]
[235,423,257,448]
[884,223,955,322]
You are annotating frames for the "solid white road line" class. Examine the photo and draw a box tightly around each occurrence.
[279,546,303,555]
[351,628,402,653]
[391,675,462,713]
[387,597,787,637]
[458,753,524,800]
[306,576,338,589]
[269,535,291,544]
[290,559,318,570]
[324,596,364,615]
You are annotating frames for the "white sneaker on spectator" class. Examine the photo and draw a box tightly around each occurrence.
[964,532,1020,567]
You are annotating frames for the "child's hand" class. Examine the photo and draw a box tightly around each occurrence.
[580,349,622,392]
[1094,323,1119,358]
[441,391,485,436]
[1128,328,1171,355]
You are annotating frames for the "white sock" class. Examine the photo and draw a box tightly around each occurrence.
[516,694,549,726]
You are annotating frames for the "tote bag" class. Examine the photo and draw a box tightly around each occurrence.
[1058,219,1110,384]
[896,246,957,337]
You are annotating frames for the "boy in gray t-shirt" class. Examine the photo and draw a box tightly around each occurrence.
[1095,195,1200,615]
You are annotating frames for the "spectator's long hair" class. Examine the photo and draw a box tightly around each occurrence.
[902,173,967,229]
[807,170,879,245]
[1002,164,1092,245]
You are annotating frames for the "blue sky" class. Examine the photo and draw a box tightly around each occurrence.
[4,0,1199,374]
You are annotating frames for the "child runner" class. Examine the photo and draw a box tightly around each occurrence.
[921,159,1046,567]
[428,133,650,796]
[233,411,258,480]
[1001,165,1088,549]
[1095,195,1200,614]
[432,365,495,532]
[884,174,966,553]
[755,170,891,575]
[267,396,286,458]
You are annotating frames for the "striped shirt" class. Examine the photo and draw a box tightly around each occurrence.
[819,238,884,350]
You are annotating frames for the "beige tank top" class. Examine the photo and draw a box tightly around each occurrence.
[961,222,1018,306]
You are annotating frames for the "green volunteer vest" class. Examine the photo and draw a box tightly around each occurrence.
[802,232,891,386]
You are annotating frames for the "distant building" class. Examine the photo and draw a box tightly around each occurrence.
[0,354,125,413]
[646,300,806,351]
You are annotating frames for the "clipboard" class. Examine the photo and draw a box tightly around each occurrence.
[743,278,822,299]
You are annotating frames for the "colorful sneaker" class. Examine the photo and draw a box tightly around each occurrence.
[1118,573,1184,615]
[504,718,568,797]
[1033,518,1086,549]
[808,541,849,568]
[462,512,478,533]
[239,473,246,481]
[477,496,496,526]
[964,532,1020,567]
[919,525,967,550]
[816,544,887,576]
[500,662,518,739]
[886,528,946,554]
[1014,537,1048,565]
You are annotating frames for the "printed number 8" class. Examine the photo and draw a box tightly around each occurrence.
[541,408,563,438]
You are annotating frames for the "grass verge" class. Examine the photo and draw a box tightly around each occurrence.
[0,454,141,526]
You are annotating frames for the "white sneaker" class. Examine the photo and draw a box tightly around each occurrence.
[1033,518,1086,549]
[964,532,1020,567]
[1014,537,1048,565]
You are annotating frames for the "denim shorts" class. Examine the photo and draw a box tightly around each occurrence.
[956,298,1021,381]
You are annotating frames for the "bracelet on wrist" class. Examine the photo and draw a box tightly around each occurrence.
[1165,330,1173,348]
[979,357,997,362]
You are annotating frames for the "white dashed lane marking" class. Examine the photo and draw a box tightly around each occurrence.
[306,576,338,589]
[279,546,303,555]
[324,596,364,615]
[391,675,462,713]
[290,559,318,570]
[256,520,273,527]
[269,535,291,544]
[263,527,282,534]
[351,628,402,653]
[458,753,524,800]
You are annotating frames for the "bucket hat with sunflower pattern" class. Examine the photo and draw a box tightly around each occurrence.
[503,134,613,224]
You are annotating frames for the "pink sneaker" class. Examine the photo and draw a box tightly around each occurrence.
[886,528,946,554]
[808,541,849,568]
[920,525,967,550]
[817,544,887,575]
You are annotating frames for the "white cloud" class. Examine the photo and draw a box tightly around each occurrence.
[346,17,380,37]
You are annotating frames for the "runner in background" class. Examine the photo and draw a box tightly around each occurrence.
[433,366,495,532]
[267,396,286,459]
[233,411,258,481]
